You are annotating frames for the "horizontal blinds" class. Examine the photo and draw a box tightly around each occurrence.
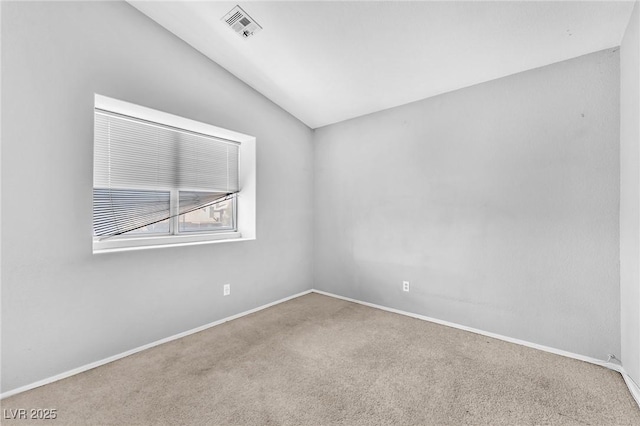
[93,109,240,238]
[93,189,170,237]
[94,111,240,192]
[93,189,233,238]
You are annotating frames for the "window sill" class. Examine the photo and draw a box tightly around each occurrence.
[93,232,252,254]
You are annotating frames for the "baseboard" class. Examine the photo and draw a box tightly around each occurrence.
[4,288,638,410]
[310,289,623,370]
[311,289,640,408]
[0,289,313,400]
[622,372,640,408]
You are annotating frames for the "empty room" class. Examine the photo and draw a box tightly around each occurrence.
[1,0,640,424]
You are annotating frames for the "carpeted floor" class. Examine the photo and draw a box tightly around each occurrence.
[2,293,639,425]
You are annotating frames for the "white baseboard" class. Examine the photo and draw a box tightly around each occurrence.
[622,372,640,408]
[0,289,313,400]
[310,290,623,370]
[4,287,639,410]
[311,289,640,408]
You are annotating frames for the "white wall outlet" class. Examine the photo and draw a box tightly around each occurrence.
[223,284,230,296]
[403,281,410,292]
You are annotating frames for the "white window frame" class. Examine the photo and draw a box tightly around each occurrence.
[92,94,256,254]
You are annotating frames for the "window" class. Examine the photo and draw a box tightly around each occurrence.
[178,191,235,233]
[93,95,256,253]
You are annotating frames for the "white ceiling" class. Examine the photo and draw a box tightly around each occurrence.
[129,1,635,129]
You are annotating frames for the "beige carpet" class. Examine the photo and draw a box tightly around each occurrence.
[2,293,639,425]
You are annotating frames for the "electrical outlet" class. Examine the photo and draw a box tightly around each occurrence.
[403,281,410,292]
[223,284,230,296]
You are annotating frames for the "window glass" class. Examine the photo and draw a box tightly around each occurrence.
[178,192,235,233]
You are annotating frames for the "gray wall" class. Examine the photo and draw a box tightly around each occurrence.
[314,49,621,360]
[1,1,314,393]
[621,0,640,385]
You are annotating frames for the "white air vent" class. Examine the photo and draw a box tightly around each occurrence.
[222,5,262,39]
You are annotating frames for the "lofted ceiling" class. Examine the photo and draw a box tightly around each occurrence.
[129,1,635,129]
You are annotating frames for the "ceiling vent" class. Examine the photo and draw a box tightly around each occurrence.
[222,5,262,39]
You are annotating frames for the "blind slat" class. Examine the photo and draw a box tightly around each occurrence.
[93,188,171,237]
[94,112,239,192]
[93,110,240,238]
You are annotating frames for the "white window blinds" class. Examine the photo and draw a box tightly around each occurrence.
[93,188,171,237]
[94,110,239,192]
[93,110,240,237]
